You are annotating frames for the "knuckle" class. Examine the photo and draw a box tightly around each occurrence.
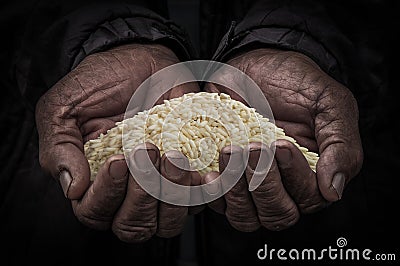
[156,227,184,238]
[226,214,260,232]
[299,200,328,214]
[112,221,155,243]
[74,209,112,231]
[259,205,299,231]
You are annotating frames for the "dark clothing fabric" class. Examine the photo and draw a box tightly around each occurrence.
[211,0,380,135]
[14,1,194,110]
[0,0,397,265]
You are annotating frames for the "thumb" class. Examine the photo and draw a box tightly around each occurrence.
[36,96,90,200]
[39,137,90,200]
[315,86,363,202]
[316,143,363,202]
[52,143,91,200]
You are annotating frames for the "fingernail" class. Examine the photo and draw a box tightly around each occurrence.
[164,156,185,177]
[205,181,220,195]
[248,149,261,171]
[276,147,292,168]
[134,148,158,169]
[221,151,243,171]
[247,147,270,191]
[249,147,272,172]
[204,177,220,195]
[109,159,128,178]
[59,170,72,198]
[331,173,346,200]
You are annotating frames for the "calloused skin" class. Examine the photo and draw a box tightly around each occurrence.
[203,48,363,232]
[36,43,200,242]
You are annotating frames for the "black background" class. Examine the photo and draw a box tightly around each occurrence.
[0,0,399,265]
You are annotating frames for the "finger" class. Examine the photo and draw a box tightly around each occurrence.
[168,82,200,99]
[201,171,226,215]
[188,171,205,215]
[275,120,318,152]
[315,85,363,202]
[220,145,260,232]
[72,154,128,230]
[274,140,328,214]
[246,142,299,231]
[157,151,191,238]
[112,143,160,243]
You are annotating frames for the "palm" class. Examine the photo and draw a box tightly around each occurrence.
[233,49,321,152]
[54,44,182,143]
[211,48,360,157]
[37,44,180,181]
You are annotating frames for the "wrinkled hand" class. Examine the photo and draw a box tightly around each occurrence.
[203,48,363,231]
[36,44,199,242]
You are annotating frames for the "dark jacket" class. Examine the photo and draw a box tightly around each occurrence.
[0,0,396,265]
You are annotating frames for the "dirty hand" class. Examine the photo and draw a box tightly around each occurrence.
[36,43,199,242]
[203,48,363,231]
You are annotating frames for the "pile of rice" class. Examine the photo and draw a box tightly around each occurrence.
[84,92,318,180]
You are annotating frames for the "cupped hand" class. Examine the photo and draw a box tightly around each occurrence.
[36,43,199,241]
[203,48,363,231]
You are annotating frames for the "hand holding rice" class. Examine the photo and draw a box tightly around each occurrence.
[84,92,319,180]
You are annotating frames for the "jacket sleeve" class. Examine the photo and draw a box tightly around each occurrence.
[13,1,194,109]
[212,0,378,131]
